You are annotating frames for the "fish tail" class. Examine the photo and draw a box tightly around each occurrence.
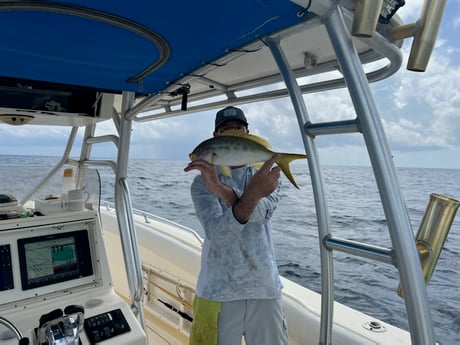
[277,153,307,189]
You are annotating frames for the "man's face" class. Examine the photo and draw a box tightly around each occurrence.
[214,120,248,136]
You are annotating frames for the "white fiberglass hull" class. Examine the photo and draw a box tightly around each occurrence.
[100,206,411,345]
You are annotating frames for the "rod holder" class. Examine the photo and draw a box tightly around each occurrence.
[351,0,384,37]
[388,0,447,71]
[407,0,447,71]
[398,193,460,298]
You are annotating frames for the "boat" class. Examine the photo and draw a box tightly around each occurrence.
[0,0,458,344]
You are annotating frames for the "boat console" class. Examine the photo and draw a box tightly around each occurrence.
[0,210,147,345]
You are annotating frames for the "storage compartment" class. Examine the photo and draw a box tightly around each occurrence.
[35,198,67,215]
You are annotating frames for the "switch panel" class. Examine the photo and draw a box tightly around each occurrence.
[84,309,131,344]
[0,244,13,291]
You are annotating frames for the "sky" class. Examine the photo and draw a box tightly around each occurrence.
[1,0,459,169]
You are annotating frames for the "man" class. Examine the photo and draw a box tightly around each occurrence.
[184,106,288,345]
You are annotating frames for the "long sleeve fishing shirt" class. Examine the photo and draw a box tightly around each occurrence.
[190,165,283,301]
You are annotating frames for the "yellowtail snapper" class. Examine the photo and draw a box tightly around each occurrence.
[189,131,307,189]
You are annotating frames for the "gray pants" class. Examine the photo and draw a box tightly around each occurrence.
[217,296,288,345]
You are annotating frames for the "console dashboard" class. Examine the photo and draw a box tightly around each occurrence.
[0,211,146,344]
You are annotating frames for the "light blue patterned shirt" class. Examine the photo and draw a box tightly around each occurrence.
[190,165,283,301]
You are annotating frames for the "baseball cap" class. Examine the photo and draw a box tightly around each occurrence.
[214,106,248,130]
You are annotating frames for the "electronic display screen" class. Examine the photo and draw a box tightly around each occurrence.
[18,230,93,290]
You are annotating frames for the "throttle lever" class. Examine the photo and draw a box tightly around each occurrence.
[38,308,63,328]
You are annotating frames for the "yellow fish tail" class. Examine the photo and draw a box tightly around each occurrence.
[277,153,307,189]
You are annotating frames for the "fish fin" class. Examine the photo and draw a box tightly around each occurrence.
[220,130,271,148]
[220,166,232,177]
[277,153,307,189]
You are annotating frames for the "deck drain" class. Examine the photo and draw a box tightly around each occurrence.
[363,321,387,333]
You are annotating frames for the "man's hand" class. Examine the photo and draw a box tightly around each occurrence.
[232,154,281,224]
[185,155,281,223]
[184,159,220,191]
[245,154,281,199]
[184,159,238,206]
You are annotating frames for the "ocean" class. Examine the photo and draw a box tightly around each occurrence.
[1,155,459,344]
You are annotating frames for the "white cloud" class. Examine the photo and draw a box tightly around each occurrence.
[396,0,424,21]
[380,29,460,150]
[1,125,68,138]
[454,16,460,29]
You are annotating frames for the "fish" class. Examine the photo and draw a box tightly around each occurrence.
[189,130,307,189]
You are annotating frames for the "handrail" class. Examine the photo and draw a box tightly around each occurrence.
[20,126,78,205]
[132,59,398,123]
[79,159,118,174]
[85,134,119,147]
[139,212,204,246]
[119,178,144,303]
[114,91,145,328]
[265,36,335,345]
[103,201,204,247]
[324,4,435,344]
[266,3,438,344]
[324,236,394,265]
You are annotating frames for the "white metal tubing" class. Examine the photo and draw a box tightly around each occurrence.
[115,91,145,327]
[304,119,360,136]
[351,0,384,37]
[80,159,118,173]
[134,27,403,124]
[118,178,144,303]
[265,37,335,345]
[76,124,96,189]
[85,134,119,147]
[324,236,394,265]
[324,4,435,344]
[20,126,78,205]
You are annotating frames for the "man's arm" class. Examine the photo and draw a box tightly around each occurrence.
[185,155,281,224]
[184,159,239,206]
[232,155,281,223]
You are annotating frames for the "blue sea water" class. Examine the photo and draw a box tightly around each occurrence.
[1,155,459,344]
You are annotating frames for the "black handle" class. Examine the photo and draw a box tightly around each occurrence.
[64,304,84,316]
[38,308,63,328]
[19,337,30,345]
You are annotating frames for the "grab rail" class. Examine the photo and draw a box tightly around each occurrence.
[265,35,335,345]
[20,126,78,205]
[114,91,145,328]
[103,201,203,247]
[268,3,438,344]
